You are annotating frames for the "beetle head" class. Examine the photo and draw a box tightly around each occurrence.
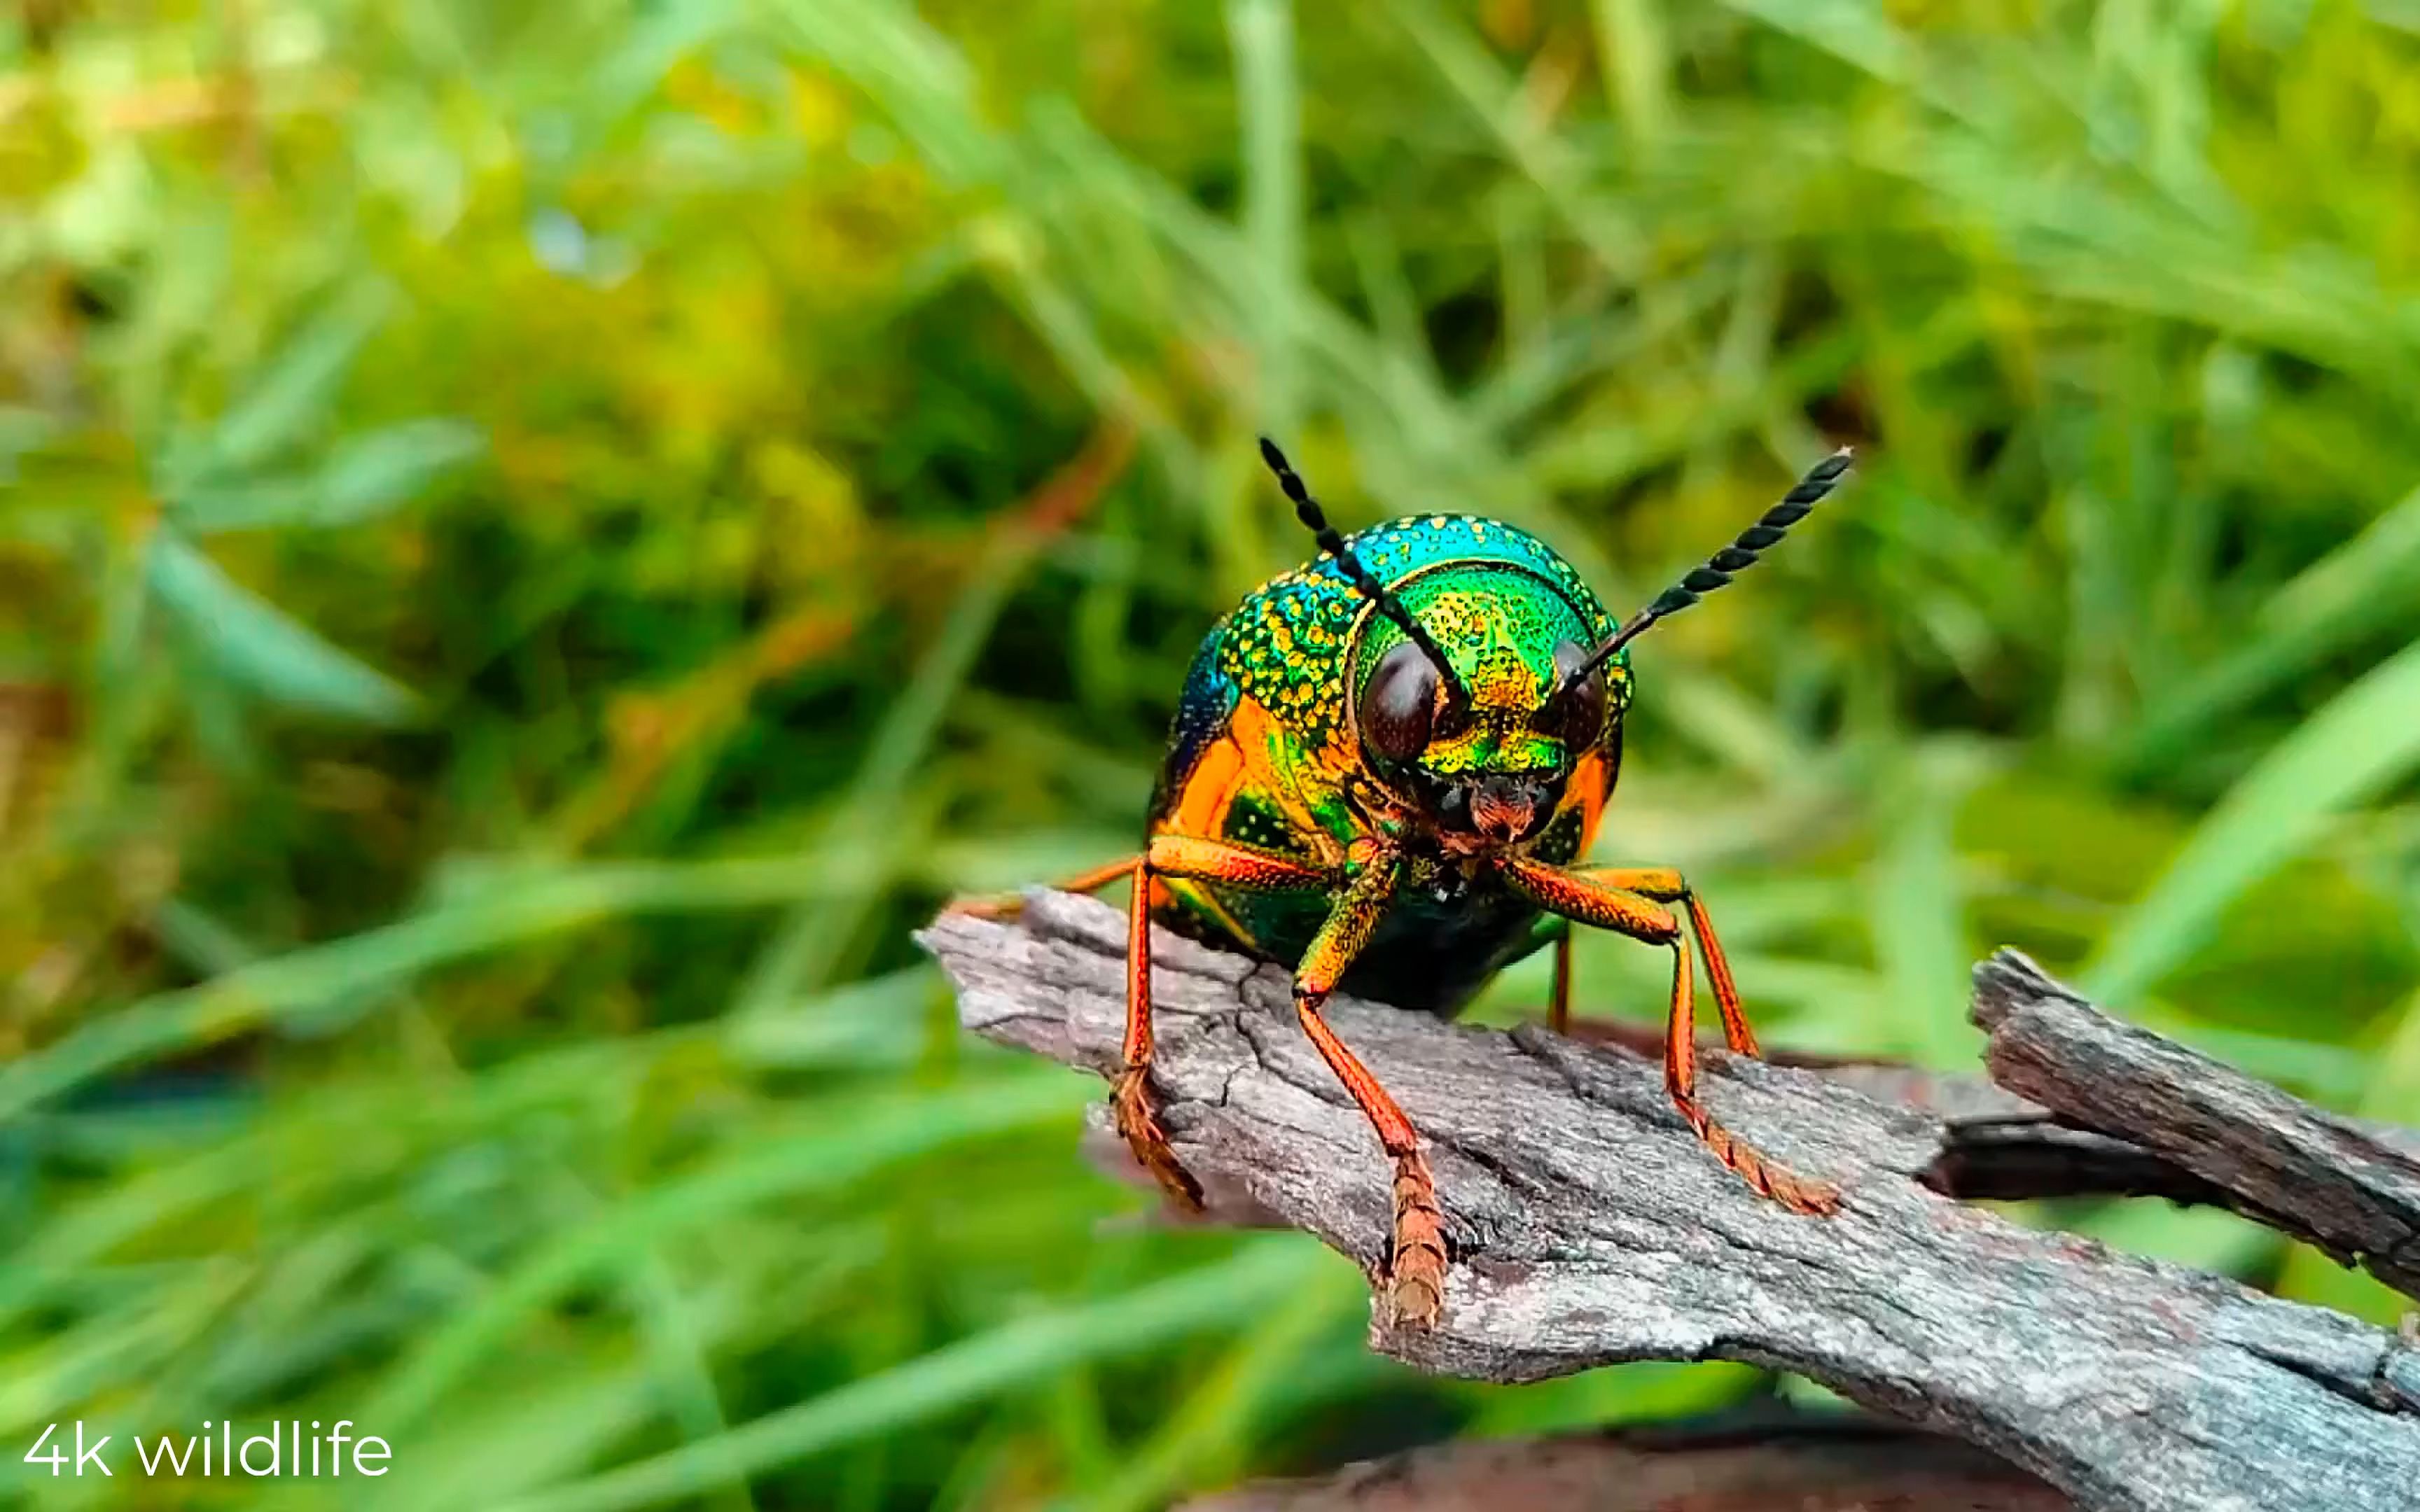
[1351,572,1629,851]
[1257,435,1856,855]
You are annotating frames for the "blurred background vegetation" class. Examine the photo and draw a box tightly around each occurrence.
[4,0,2420,1506]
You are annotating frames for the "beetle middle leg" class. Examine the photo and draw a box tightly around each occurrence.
[1497,856,1840,1217]
[1541,918,1575,1035]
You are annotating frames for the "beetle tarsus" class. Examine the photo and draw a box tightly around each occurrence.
[1676,1097,1841,1215]
[1385,1149,1448,1326]
[1111,1065,1205,1211]
[942,892,1024,921]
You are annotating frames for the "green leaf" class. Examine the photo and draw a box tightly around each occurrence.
[167,280,398,483]
[145,530,421,724]
[173,418,486,532]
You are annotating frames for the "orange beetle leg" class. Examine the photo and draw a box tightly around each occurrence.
[1497,856,1837,1217]
[1109,836,1336,1212]
[1289,856,1445,1326]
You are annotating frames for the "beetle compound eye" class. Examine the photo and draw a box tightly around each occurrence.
[1359,640,1440,765]
[1545,639,1608,749]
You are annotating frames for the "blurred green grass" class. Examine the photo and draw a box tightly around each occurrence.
[4,0,2419,1506]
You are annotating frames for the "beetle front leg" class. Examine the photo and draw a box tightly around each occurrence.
[1117,836,1337,1212]
[1288,855,1447,1326]
[1497,856,1840,1217]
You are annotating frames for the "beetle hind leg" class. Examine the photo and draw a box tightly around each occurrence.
[943,855,1140,921]
[1589,867,1760,1058]
[1545,919,1573,1035]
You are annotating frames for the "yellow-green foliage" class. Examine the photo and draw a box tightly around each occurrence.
[2,1,2419,1507]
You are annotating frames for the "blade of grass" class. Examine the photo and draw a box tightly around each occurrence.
[733,428,1132,1013]
[0,856,873,1123]
[173,418,485,533]
[146,530,422,724]
[1227,0,1303,435]
[553,1170,758,1512]
[1390,0,1646,281]
[365,1072,1086,1431]
[1073,1260,1361,1512]
[2085,634,2420,1003]
[1868,744,1987,1067]
[162,279,396,484]
[1592,0,1673,148]
[488,1239,1324,1512]
[2122,476,2420,773]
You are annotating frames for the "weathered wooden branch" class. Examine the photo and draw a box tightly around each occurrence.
[1546,997,2420,1219]
[1972,953,2420,1300]
[919,892,2420,1512]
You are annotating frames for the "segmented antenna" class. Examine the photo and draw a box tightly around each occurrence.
[1556,446,1856,700]
[1258,437,1470,712]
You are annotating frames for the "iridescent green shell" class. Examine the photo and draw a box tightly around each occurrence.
[1195,515,1619,771]
[1146,514,1629,1014]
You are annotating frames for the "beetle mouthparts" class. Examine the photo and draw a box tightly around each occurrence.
[1468,785,1536,844]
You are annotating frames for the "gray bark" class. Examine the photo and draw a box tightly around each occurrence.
[919,892,2420,1512]
[1972,951,2420,1301]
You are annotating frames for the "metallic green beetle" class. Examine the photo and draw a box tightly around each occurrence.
[962,438,1854,1324]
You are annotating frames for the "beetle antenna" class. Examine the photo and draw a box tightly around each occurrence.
[1258,436,1470,711]
[1557,445,1855,699]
